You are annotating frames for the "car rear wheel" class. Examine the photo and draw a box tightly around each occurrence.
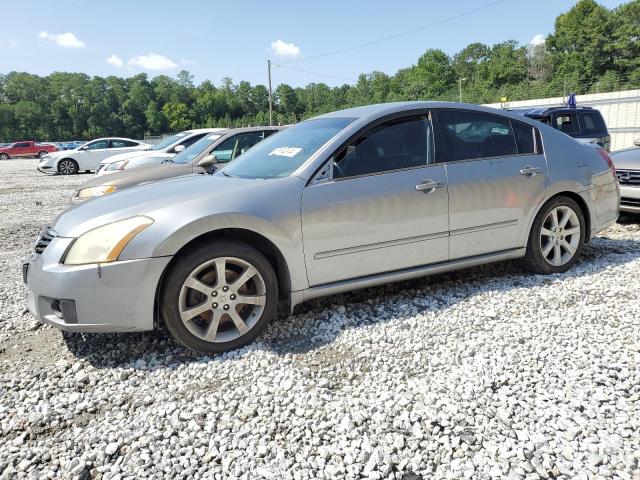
[57,159,78,175]
[0,153,8,160]
[37,150,48,159]
[522,196,585,274]
[161,240,278,354]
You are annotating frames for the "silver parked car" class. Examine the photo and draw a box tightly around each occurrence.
[611,147,640,213]
[71,127,284,203]
[23,102,619,354]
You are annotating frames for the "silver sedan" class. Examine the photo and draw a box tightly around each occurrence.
[24,102,620,354]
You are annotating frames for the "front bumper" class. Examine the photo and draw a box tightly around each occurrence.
[25,236,172,332]
[619,185,640,213]
[38,157,57,174]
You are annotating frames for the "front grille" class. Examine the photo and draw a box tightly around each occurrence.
[616,169,640,186]
[34,228,56,254]
[621,197,640,207]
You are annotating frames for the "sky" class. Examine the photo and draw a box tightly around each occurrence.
[0,0,629,88]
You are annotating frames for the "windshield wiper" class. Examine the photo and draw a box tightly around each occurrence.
[221,171,233,178]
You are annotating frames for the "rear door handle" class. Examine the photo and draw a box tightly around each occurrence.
[416,180,446,192]
[520,166,543,177]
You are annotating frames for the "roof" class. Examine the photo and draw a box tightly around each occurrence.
[185,128,227,134]
[313,101,539,124]
[515,106,596,117]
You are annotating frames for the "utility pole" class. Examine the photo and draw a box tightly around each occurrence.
[458,78,467,102]
[267,59,273,126]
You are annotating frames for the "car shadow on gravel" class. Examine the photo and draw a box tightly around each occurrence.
[61,234,640,368]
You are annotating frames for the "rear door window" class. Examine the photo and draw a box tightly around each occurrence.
[553,114,579,134]
[110,140,129,148]
[437,110,517,161]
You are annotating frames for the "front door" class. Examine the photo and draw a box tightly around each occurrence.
[301,113,449,286]
[78,139,111,170]
[436,109,547,259]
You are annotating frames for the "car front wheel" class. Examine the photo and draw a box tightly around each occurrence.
[522,196,585,274]
[161,240,278,354]
[57,159,78,175]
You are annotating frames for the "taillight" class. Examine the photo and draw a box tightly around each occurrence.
[596,148,615,175]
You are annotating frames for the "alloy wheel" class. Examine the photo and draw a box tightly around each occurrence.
[58,160,76,175]
[178,256,267,343]
[539,205,581,267]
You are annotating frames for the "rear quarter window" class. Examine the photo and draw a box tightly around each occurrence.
[579,111,607,134]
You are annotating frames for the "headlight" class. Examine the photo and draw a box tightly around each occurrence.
[63,216,154,265]
[76,185,117,199]
[106,160,129,171]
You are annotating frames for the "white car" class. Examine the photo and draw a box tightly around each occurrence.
[96,128,224,176]
[38,138,149,175]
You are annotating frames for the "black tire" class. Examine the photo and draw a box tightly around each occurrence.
[0,153,8,160]
[161,240,278,354]
[521,196,586,274]
[37,150,48,159]
[57,159,78,175]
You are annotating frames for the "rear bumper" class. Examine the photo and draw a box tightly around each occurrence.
[25,236,171,332]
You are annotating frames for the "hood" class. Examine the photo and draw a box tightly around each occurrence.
[100,150,164,165]
[611,147,640,170]
[77,163,195,191]
[43,149,79,159]
[53,173,302,238]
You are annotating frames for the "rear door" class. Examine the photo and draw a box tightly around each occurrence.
[301,112,449,286]
[436,109,547,259]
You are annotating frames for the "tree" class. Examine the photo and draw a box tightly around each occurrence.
[403,49,456,100]
[609,0,640,83]
[162,102,191,131]
[547,0,613,85]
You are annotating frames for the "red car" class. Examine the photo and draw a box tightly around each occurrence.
[0,141,58,159]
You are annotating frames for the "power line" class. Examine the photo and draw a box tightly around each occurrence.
[280,0,507,64]
[272,63,354,82]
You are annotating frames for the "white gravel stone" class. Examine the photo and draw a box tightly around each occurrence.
[0,159,639,479]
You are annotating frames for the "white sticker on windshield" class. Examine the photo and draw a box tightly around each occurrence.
[269,147,302,158]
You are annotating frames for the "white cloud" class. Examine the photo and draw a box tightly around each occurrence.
[38,31,86,48]
[128,52,177,71]
[529,34,546,46]
[106,54,123,68]
[270,40,301,59]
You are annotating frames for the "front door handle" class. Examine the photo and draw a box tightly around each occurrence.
[416,180,446,192]
[520,165,543,177]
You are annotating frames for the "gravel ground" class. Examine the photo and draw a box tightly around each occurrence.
[1,158,639,480]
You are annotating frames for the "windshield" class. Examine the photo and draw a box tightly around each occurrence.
[222,118,354,178]
[151,132,188,151]
[171,134,222,164]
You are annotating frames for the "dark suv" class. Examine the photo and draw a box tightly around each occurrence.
[517,106,610,151]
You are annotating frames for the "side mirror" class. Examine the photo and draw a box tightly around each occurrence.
[80,146,88,151]
[174,145,186,153]
[197,154,218,169]
[634,137,640,147]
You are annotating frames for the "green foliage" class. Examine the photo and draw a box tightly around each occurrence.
[1,0,639,142]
